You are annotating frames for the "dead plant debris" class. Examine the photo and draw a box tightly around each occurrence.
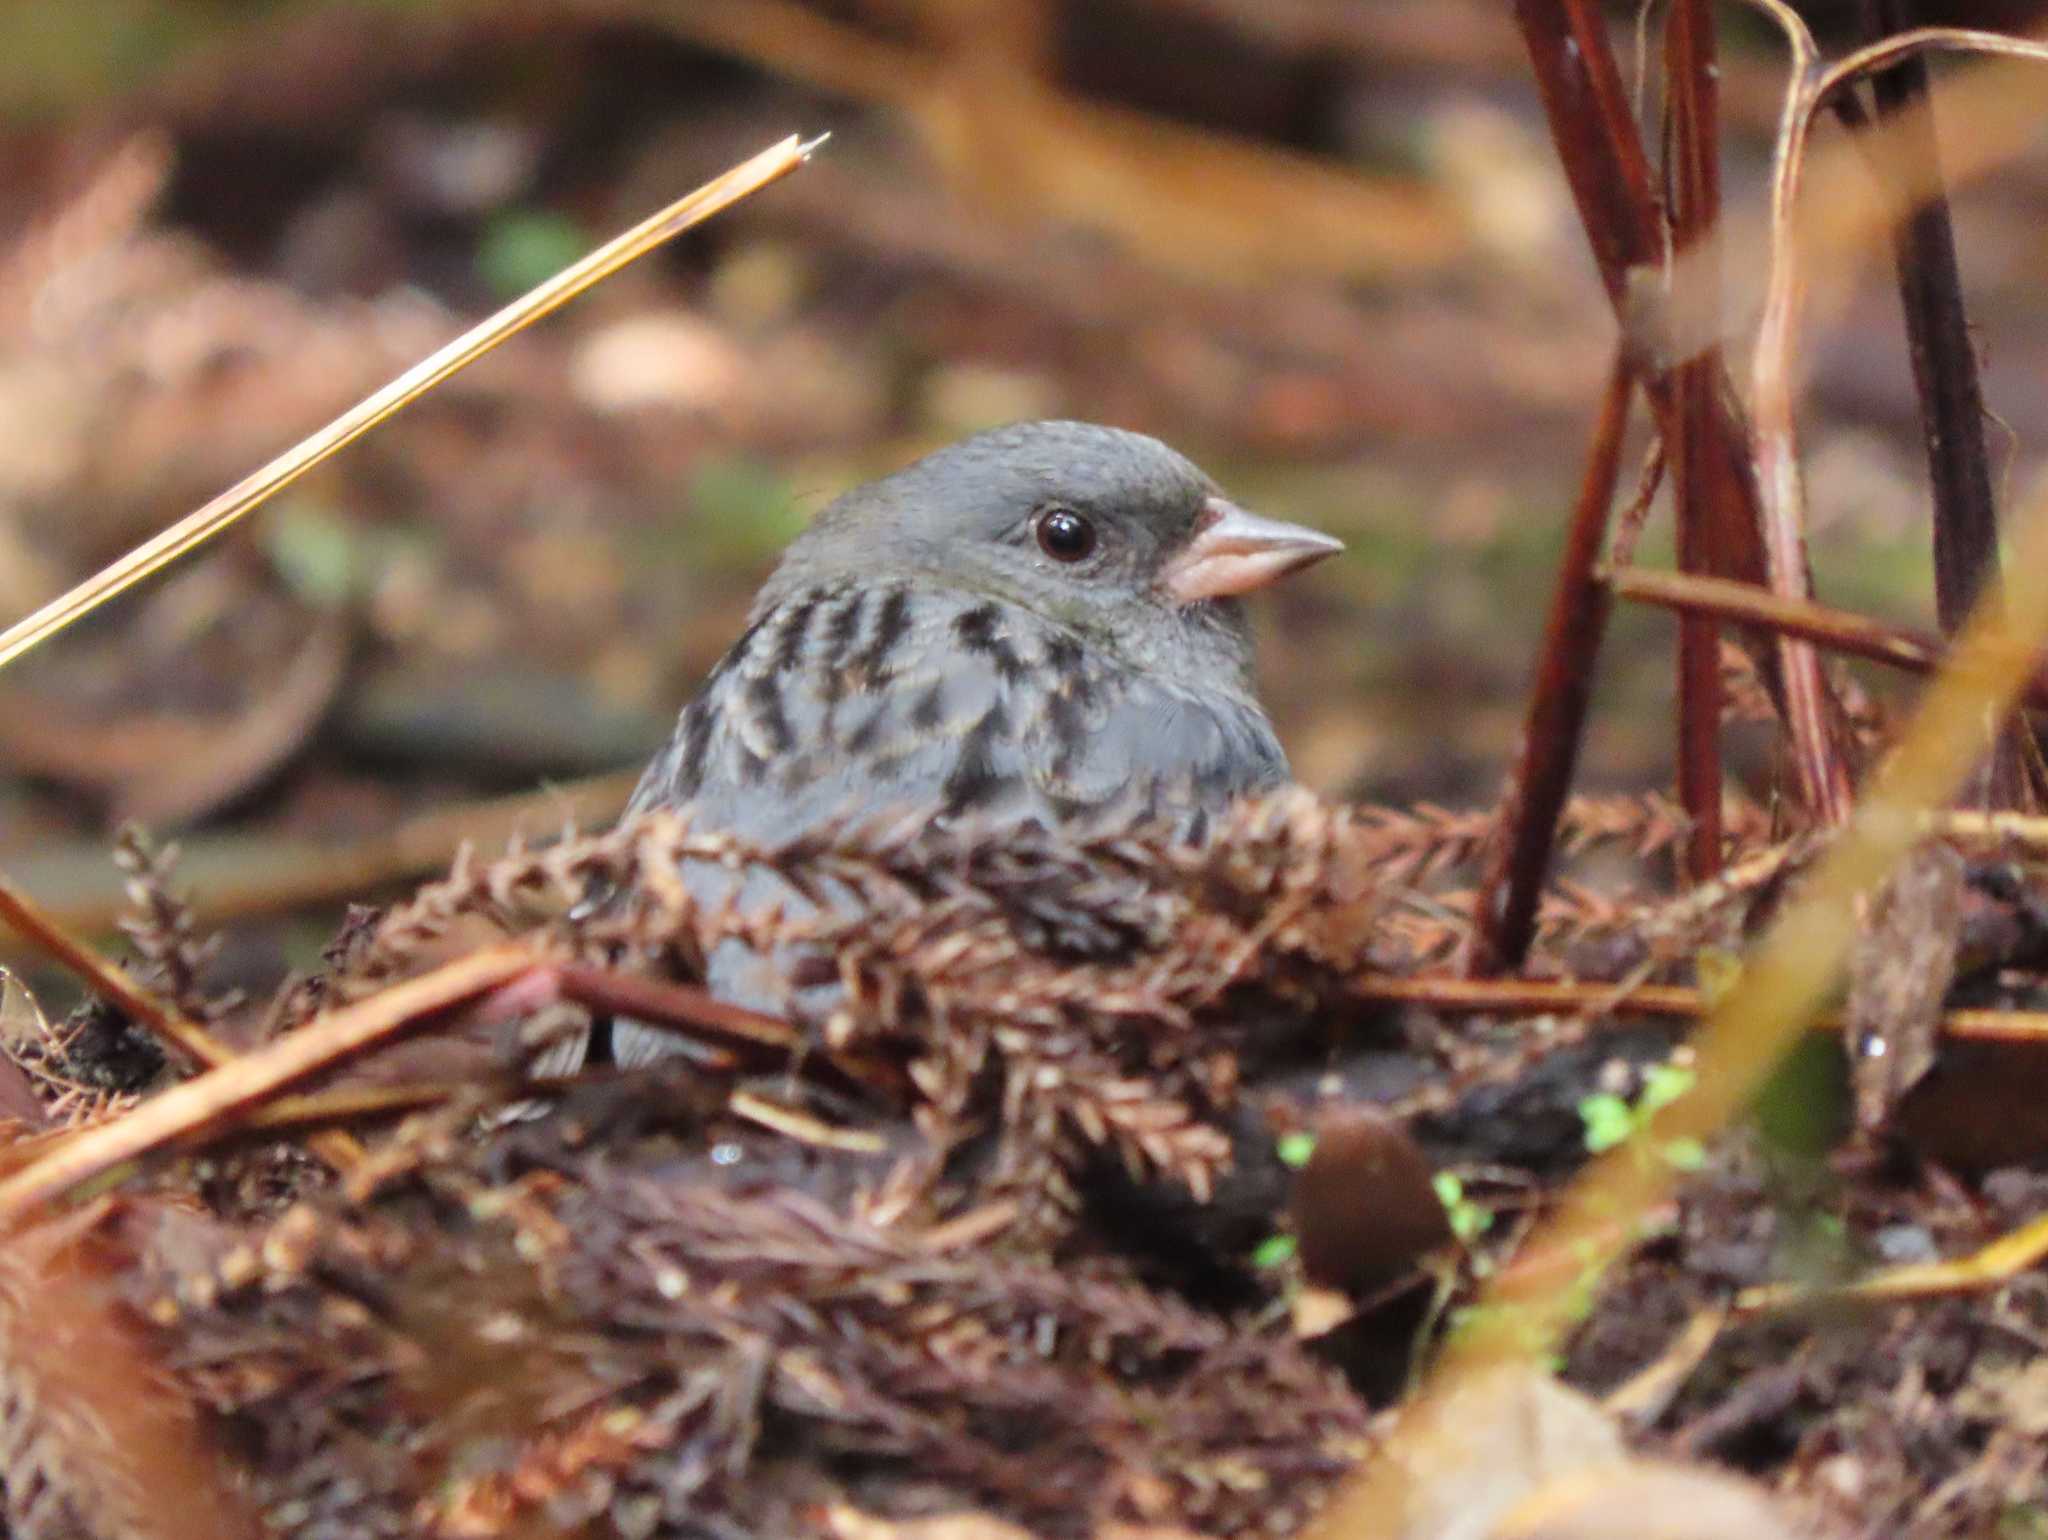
[0,788,2045,1537]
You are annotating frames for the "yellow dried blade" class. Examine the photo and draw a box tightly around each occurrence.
[0,132,823,672]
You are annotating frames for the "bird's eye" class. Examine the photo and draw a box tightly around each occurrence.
[1035,507,1097,563]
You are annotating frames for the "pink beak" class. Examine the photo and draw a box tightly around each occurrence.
[1158,496,1344,606]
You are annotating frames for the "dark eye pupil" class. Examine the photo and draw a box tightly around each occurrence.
[1037,508,1095,561]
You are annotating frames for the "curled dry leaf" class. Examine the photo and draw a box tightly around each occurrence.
[0,583,350,830]
[1365,1365,1627,1540]
[1845,839,1964,1135]
[822,1507,1038,1540]
[1489,1458,1801,1540]
[0,972,49,1127]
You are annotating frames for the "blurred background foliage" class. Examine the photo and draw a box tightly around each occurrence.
[0,0,2039,980]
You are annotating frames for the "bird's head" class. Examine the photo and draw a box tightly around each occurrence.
[764,420,1342,681]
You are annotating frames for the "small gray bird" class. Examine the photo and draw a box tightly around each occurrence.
[604,420,1341,1066]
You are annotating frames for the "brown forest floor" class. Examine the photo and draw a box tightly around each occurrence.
[2,4,2048,1538]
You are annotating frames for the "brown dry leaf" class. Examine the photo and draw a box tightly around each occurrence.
[824,1507,1038,1540]
[1844,840,1965,1134]
[0,134,436,573]
[1363,1364,1628,1540]
[0,966,48,1055]
[663,0,1462,283]
[567,309,749,416]
[118,604,350,828]
[917,69,1461,285]
[1490,1459,1801,1540]
[1953,1357,2048,1439]
[1292,1285,1359,1339]
[825,1510,1211,1540]
[0,1209,259,1540]
[0,973,49,1127]
[0,592,349,830]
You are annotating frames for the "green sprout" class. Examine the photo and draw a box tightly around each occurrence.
[1432,1171,1495,1246]
[1275,1131,1317,1169]
[1251,1233,1298,1270]
[1578,1062,1703,1171]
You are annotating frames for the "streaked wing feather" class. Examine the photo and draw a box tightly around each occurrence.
[611,579,1285,1066]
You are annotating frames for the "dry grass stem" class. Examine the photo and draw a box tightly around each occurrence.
[0,947,536,1222]
[0,134,820,671]
[0,867,369,1174]
[1735,1206,2048,1313]
[0,870,223,1071]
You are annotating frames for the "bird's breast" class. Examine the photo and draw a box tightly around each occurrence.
[635,580,1288,841]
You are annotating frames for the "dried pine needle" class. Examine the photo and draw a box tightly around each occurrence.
[0,133,823,672]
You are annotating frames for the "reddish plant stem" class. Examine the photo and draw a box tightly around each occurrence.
[1509,0,1851,835]
[550,964,903,1095]
[1857,4,2000,636]
[1356,973,2048,1046]
[1854,0,2028,809]
[553,964,799,1054]
[1469,352,1634,976]
[1667,0,1726,879]
[1608,565,2048,712]
[1509,0,1658,306]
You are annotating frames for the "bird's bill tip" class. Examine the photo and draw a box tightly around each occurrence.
[1159,497,1344,605]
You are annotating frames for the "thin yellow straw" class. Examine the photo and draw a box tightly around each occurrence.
[0,133,822,672]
